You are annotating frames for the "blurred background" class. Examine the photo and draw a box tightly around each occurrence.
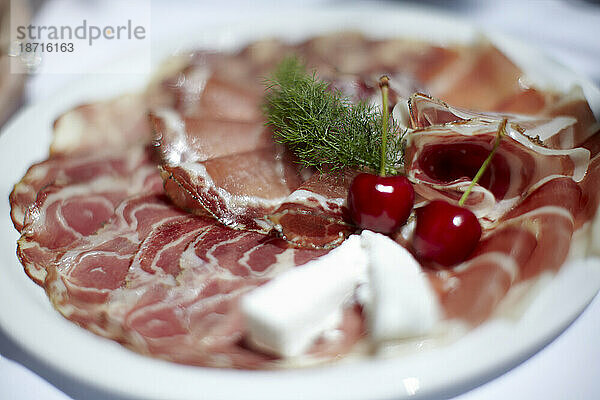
[0,1,599,399]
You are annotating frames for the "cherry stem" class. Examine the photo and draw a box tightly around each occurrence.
[458,118,507,207]
[379,76,390,177]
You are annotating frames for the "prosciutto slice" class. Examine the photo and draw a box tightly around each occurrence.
[405,119,590,224]
[42,190,360,368]
[150,111,270,163]
[407,92,599,150]
[48,52,186,157]
[159,145,306,232]
[50,94,151,156]
[425,40,529,112]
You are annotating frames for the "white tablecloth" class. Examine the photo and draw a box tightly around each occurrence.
[2,1,599,399]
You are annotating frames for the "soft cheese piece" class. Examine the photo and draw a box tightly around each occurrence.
[241,235,368,357]
[360,230,440,341]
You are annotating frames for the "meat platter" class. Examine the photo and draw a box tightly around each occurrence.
[1,8,599,400]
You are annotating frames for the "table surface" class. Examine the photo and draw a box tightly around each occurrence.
[1,1,599,399]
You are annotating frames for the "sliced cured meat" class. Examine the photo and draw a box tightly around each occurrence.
[577,154,600,225]
[183,74,264,121]
[493,87,550,115]
[159,145,306,232]
[502,177,582,224]
[152,54,312,232]
[428,253,516,326]
[407,92,599,150]
[48,57,184,156]
[405,119,590,224]
[43,194,193,328]
[269,169,357,249]
[150,110,271,164]
[426,41,524,112]
[545,86,600,149]
[165,61,265,121]
[16,147,162,285]
[370,39,460,84]
[10,146,155,232]
[42,190,358,368]
[50,94,151,156]
[581,129,600,158]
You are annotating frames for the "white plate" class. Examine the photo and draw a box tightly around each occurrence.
[1,7,600,400]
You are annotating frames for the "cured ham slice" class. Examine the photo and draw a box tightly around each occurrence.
[576,154,600,226]
[150,111,271,164]
[545,87,600,148]
[407,92,599,150]
[16,147,163,285]
[50,94,151,156]
[48,53,186,156]
[162,52,266,120]
[183,74,264,121]
[405,119,590,224]
[268,169,357,249]
[43,195,195,329]
[425,41,524,112]
[152,53,311,232]
[497,87,599,149]
[10,146,155,232]
[41,189,360,368]
[159,145,305,231]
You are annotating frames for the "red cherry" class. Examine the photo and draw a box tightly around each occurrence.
[347,173,415,234]
[413,200,481,267]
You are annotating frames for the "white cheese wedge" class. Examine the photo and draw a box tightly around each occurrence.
[241,230,441,358]
[241,235,368,358]
[360,230,440,342]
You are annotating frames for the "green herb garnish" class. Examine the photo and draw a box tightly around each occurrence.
[263,57,404,175]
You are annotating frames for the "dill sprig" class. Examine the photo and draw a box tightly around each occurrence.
[263,57,404,175]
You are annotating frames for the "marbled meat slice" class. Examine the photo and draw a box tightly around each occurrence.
[10,145,155,232]
[153,54,313,232]
[425,40,525,112]
[159,144,306,232]
[43,191,360,368]
[407,92,599,150]
[150,110,271,164]
[268,169,358,249]
[405,119,590,225]
[50,94,151,156]
[16,147,163,285]
[48,53,185,156]
[175,73,264,121]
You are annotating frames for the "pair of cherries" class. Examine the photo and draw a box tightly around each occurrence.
[345,77,500,267]
[347,173,481,267]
